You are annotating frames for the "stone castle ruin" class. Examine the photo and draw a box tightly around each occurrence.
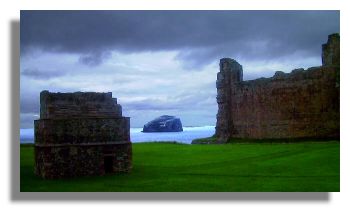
[34,91,132,179]
[215,33,340,142]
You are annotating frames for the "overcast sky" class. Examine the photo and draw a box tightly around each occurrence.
[20,10,339,128]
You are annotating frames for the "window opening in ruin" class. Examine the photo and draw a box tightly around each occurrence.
[104,156,113,173]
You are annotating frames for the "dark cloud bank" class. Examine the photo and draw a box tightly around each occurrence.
[21,10,339,68]
[20,10,340,128]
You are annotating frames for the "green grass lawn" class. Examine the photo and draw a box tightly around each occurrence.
[20,141,340,192]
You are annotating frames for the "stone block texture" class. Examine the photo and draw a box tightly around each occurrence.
[34,91,132,179]
[215,33,340,142]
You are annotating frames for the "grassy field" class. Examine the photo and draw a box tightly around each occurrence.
[20,141,340,192]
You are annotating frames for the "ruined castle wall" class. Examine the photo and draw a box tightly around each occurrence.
[35,144,132,178]
[215,58,243,142]
[34,91,131,179]
[40,91,122,119]
[34,118,130,145]
[229,66,339,139]
[215,33,340,141]
[322,33,340,66]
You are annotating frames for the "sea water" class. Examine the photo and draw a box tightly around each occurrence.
[20,126,215,144]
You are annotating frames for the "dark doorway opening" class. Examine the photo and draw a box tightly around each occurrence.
[104,156,114,173]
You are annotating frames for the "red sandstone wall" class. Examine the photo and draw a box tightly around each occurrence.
[215,34,340,141]
[229,66,339,139]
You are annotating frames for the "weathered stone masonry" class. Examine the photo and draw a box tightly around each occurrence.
[215,34,340,142]
[34,91,132,179]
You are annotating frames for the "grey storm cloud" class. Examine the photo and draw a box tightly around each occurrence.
[79,51,112,67]
[123,90,217,111]
[20,94,39,114]
[22,68,66,79]
[20,10,339,69]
